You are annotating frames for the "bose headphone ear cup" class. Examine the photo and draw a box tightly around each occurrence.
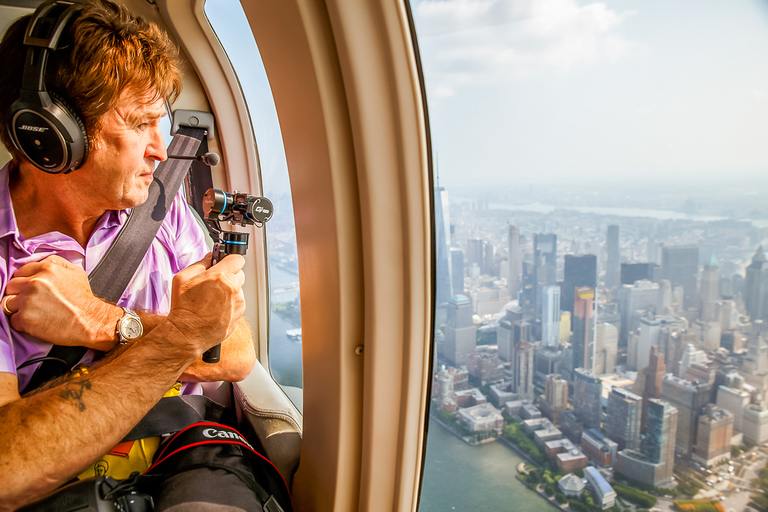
[9,90,88,174]
[48,91,88,169]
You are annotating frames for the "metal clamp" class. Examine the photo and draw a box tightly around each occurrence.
[171,109,215,140]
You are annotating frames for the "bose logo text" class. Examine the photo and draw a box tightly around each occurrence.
[19,125,48,133]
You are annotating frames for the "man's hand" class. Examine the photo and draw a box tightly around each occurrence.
[165,253,246,357]
[3,255,121,348]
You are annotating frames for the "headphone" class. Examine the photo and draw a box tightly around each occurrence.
[8,0,87,174]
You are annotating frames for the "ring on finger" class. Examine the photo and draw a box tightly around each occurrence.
[1,296,11,316]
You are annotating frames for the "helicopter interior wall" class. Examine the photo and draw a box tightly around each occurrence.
[239,0,433,510]
[0,0,434,510]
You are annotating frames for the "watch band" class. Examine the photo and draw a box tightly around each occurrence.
[117,307,143,345]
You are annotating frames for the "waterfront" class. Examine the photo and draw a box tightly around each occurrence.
[419,422,545,512]
[267,264,302,391]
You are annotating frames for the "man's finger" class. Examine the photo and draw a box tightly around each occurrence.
[209,254,245,274]
[1,295,14,316]
[3,277,29,295]
[10,261,49,278]
[11,256,80,278]
[41,255,80,270]
[233,270,246,288]
[178,253,213,278]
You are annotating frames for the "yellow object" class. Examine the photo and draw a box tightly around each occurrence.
[77,375,182,480]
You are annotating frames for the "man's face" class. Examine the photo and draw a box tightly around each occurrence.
[69,87,168,212]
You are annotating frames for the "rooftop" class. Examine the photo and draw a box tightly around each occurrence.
[559,474,586,492]
[584,466,615,496]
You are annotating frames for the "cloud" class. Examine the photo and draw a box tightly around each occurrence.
[414,0,639,94]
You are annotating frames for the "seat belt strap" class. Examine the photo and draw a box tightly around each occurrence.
[22,126,207,394]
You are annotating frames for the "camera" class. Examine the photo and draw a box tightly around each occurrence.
[201,188,274,363]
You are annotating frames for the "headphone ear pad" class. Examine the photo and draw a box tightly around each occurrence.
[9,90,89,174]
[48,91,88,170]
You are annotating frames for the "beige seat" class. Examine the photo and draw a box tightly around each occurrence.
[204,360,303,489]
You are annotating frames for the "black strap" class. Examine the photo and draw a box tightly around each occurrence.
[121,394,229,442]
[22,127,207,394]
[183,135,215,221]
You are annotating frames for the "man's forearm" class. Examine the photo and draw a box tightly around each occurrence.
[0,322,196,510]
[180,318,255,382]
[93,311,255,382]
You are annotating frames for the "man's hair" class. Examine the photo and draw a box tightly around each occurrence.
[0,0,183,161]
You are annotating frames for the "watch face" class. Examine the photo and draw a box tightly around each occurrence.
[122,317,143,340]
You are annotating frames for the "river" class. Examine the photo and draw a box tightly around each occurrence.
[266,264,302,390]
[419,422,547,512]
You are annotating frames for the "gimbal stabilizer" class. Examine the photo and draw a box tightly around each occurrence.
[201,188,274,363]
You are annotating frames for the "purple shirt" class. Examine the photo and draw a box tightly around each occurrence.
[0,162,209,394]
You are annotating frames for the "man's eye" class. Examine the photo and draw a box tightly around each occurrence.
[136,123,148,131]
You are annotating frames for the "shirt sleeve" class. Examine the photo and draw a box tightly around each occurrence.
[0,257,16,376]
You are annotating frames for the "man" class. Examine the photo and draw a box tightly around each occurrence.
[0,1,259,509]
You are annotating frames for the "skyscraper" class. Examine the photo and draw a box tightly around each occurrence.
[533,233,557,320]
[512,342,535,401]
[642,398,678,484]
[434,186,453,304]
[693,404,734,466]
[606,387,642,451]
[541,285,561,349]
[628,314,661,372]
[443,295,477,366]
[641,347,666,433]
[466,238,484,278]
[508,224,521,300]
[572,287,596,372]
[450,247,465,297]
[621,262,653,286]
[573,368,602,430]
[616,398,677,487]
[661,375,711,456]
[562,254,597,315]
[619,280,659,347]
[745,246,768,321]
[662,245,699,310]
[594,323,618,376]
[541,374,568,423]
[698,254,720,322]
[606,225,620,291]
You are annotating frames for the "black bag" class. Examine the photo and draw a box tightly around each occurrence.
[146,421,294,512]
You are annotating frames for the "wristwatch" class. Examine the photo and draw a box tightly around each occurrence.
[116,307,143,345]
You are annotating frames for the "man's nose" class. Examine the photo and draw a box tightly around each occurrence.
[146,125,168,161]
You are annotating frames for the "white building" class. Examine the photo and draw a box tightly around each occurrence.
[742,402,768,444]
[558,473,586,497]
[584,466,616,510]
[541,285,561,349]
[457,403,504,433]
[717,384,750,433]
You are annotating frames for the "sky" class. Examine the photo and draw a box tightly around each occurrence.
[411,0,768,189]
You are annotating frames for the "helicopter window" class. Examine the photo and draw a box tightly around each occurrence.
[414,0,768,509]
[205,1,303,410]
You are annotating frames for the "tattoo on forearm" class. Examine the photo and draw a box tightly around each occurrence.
[60,380,92,411]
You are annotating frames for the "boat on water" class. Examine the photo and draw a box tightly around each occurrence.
[286,328,302,342]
